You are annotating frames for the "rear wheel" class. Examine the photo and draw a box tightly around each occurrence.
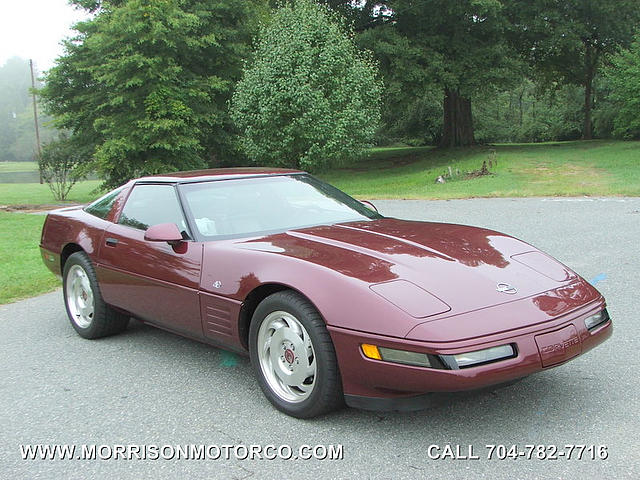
[63,252,129,339]
[249,291,343,418]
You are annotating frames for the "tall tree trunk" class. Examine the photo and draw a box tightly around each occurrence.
[441,88,475,147]
[518,88,524,126]
[583,43,595,140]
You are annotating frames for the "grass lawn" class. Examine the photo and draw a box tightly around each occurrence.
[0,212,60,304]
[0,180,102,206]
[319,140,640,199]
[0,161,103,206]
[0,162,101,303]
[0,161,39,172]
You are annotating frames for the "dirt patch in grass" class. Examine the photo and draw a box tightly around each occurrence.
[521,163,609,185]
[343,154,423,172]
[0,204,79,213]
[390,154,422,167]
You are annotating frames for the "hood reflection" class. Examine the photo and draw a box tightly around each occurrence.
[239,233,398,283]
[307,218,510,269]
[533,281,599,317]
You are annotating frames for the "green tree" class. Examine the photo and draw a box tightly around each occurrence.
[320,0,390,32]
[342,0,520,147]
[473,78,586,143]
[355,21,442,145]
[606,35,640,139]
[509,0,640,139]
[230,0,382,170]
[41,0,260,189]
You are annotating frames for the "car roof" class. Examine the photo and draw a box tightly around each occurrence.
[135,167,305,184]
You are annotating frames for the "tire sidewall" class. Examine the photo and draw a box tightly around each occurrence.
[249,292,340,418]
[62,252,102,338]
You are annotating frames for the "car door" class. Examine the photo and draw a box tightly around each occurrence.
[96,183,204,337]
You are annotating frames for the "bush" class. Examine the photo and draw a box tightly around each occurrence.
[38,133,85,201]
[230,0,382,171]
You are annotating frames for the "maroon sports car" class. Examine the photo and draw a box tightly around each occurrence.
[40,168,612,418]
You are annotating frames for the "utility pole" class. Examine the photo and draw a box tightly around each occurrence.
[29,59,43,184]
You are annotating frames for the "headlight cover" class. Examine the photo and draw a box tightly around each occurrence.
[362,342,516,370]
[511,251,573,282]
[584,309,610,331]
[361,344,431,367]
[445,344,516,369]
[369,280,451,318]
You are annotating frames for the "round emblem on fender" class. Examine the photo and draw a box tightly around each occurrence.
[496,282,518,294]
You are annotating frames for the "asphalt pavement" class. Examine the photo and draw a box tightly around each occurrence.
[1,197,639,480]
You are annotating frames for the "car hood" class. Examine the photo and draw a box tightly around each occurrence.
[237,218,583,320]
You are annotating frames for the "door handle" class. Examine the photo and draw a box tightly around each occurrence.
[105,237,119,246]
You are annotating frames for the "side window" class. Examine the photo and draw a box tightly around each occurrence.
[84,187,124,219]
[118,184,189,237]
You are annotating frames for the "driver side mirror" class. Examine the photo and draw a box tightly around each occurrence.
[144,223,184,245]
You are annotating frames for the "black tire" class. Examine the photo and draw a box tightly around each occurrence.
[249,291,344,418]
[62,251,129,339]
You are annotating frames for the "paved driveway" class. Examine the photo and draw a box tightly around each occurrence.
[1,197,638,479]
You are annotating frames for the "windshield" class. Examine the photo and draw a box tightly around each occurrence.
[179,174,382,240]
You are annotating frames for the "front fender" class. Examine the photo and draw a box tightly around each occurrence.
[201,240,419,338]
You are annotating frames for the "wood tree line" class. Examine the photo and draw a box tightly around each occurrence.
[25,0,640,186]
[329,0,640,145]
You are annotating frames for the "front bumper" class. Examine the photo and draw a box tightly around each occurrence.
[328,300,612,411]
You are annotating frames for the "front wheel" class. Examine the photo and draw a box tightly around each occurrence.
[63,252,129,339]
[249,291,343,418]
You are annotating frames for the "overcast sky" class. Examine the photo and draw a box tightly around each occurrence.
[0,0,89,73]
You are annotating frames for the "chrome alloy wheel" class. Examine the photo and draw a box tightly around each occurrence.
[256,310,317,403]
[65,264,95,329]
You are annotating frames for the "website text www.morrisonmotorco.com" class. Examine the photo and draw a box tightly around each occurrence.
[20,443,344,462]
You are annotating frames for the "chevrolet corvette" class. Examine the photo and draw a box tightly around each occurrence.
[40,168,612,418]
